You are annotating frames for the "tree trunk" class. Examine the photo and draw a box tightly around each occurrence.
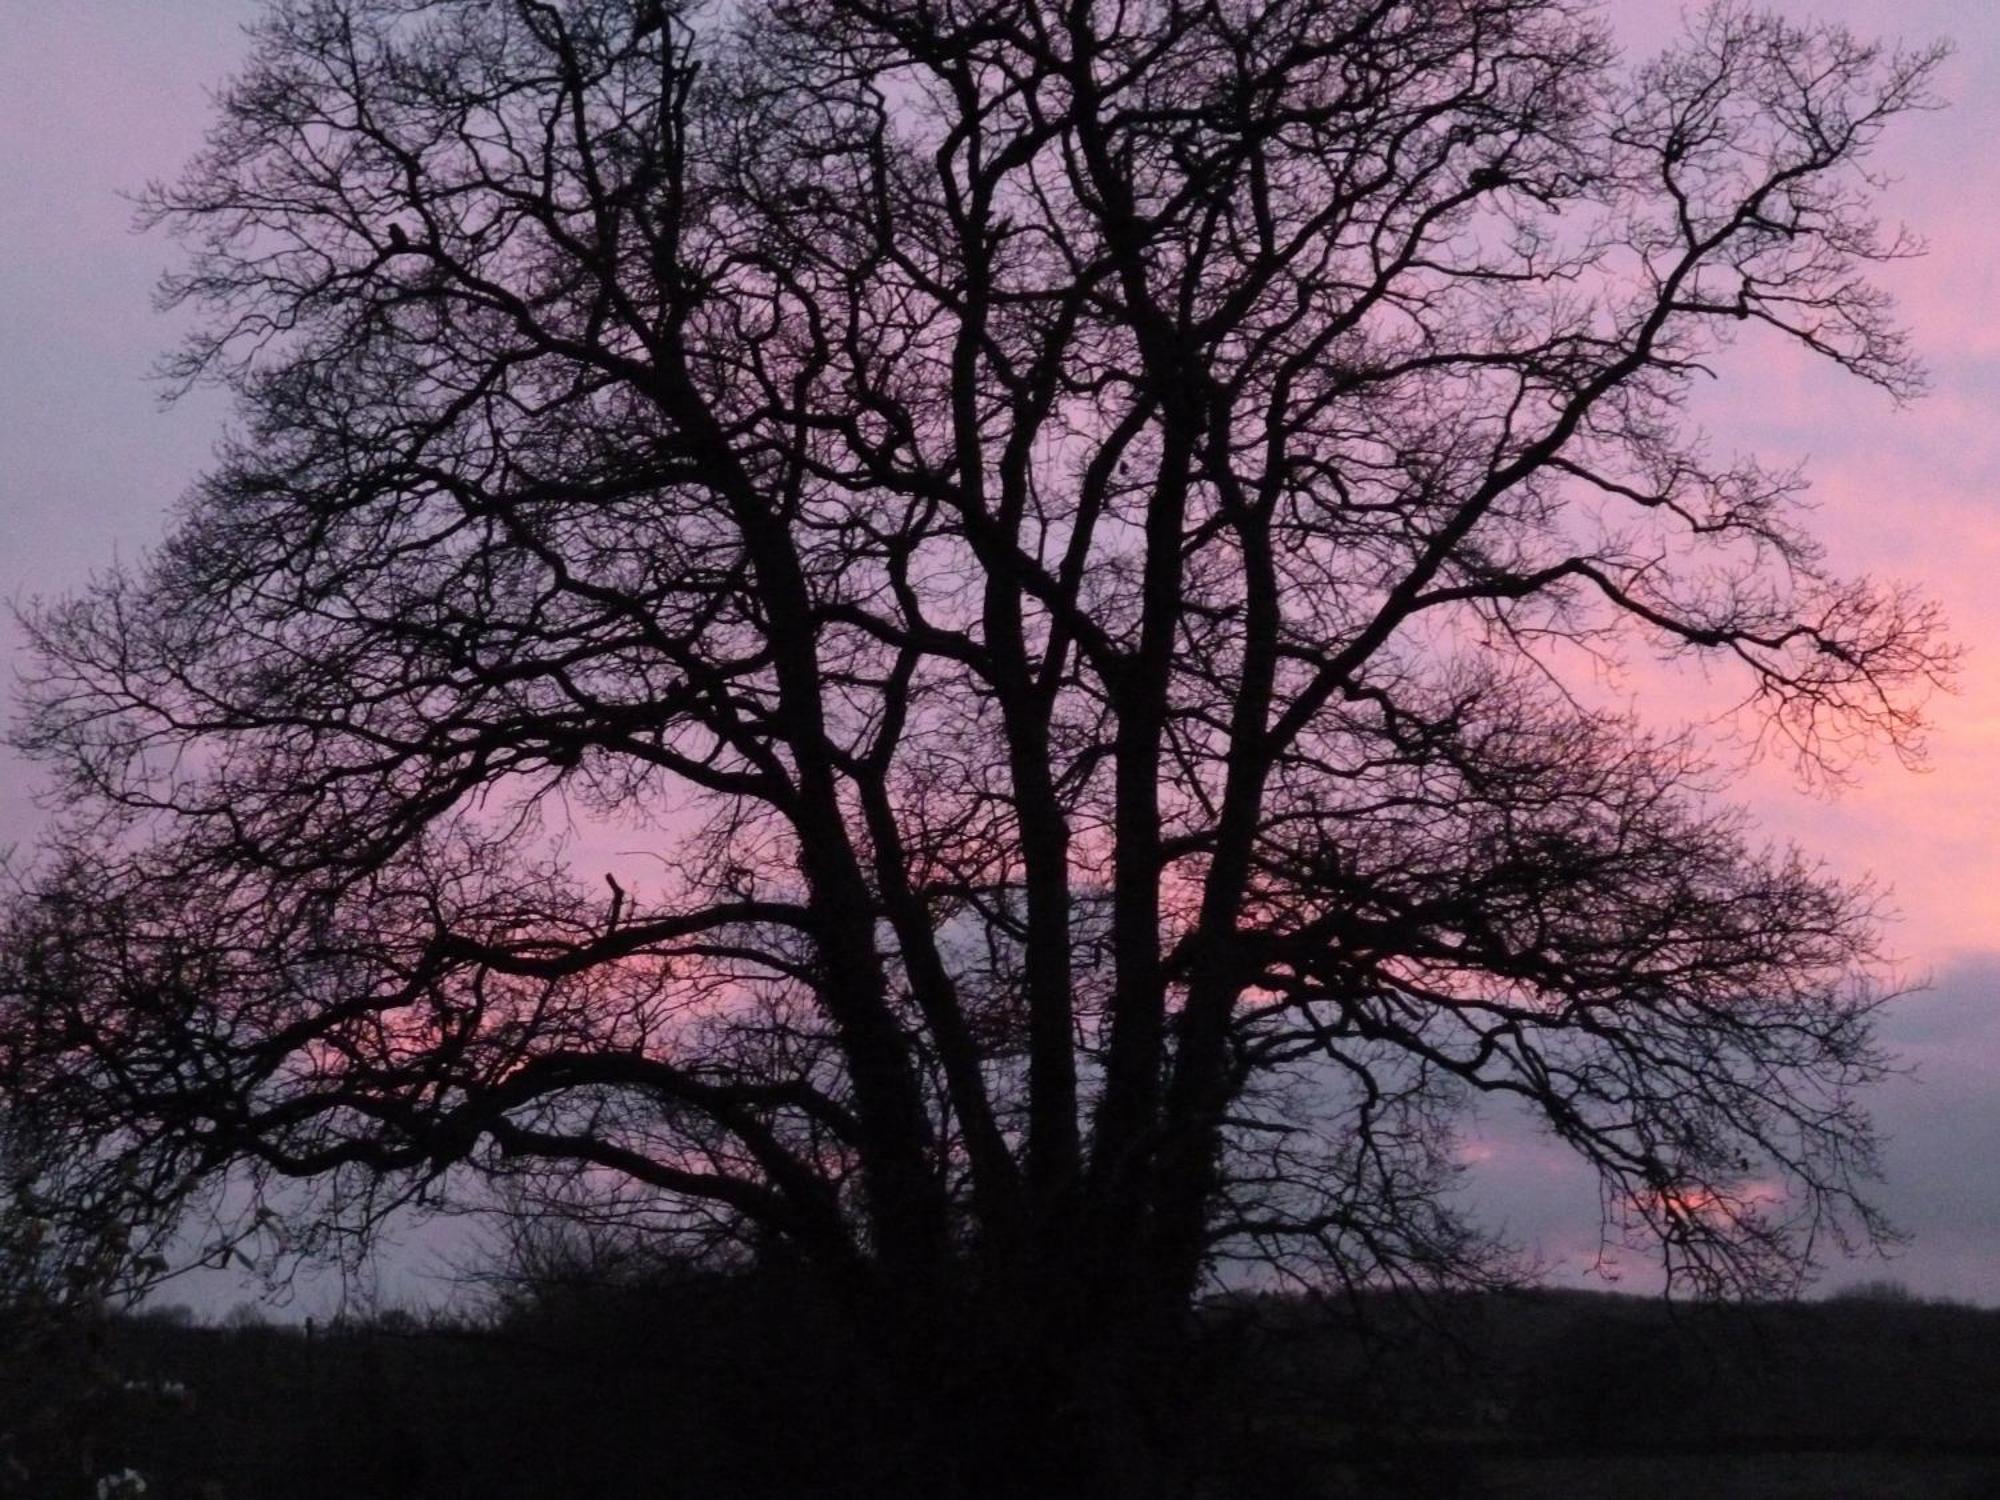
[938,1267,1193,1500]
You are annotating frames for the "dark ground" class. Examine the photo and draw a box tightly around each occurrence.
[5,1279,1999,1498]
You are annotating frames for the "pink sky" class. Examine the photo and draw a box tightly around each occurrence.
[1,1,1996,1308]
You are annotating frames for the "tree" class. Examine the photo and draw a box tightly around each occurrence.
[0,0,1952,1488]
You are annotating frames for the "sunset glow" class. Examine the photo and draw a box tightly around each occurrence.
[2,0,1997,1312]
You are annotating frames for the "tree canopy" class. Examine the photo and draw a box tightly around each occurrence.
[0,0,1954,1485]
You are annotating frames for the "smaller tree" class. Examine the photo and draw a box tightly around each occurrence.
[0,1117,178,1499]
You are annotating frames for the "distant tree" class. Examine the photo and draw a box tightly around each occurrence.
[1828,1276,1919,1304]
[463,1178,706,1319]
[0,0,1952,1489]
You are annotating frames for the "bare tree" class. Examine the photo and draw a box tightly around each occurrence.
[0,0,1952,1487]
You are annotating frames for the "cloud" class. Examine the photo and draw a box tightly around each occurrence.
[1452,953,2000,1303]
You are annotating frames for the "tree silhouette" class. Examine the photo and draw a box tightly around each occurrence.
[0,0,1952,1488]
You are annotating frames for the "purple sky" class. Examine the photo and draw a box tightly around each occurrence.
[2,1,1997,1310]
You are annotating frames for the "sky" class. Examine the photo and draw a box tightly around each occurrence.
[0,0,1996,1311]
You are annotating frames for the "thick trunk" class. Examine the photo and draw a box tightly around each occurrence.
[838,1255,1196,1500]
[938,1322,1189,1500]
